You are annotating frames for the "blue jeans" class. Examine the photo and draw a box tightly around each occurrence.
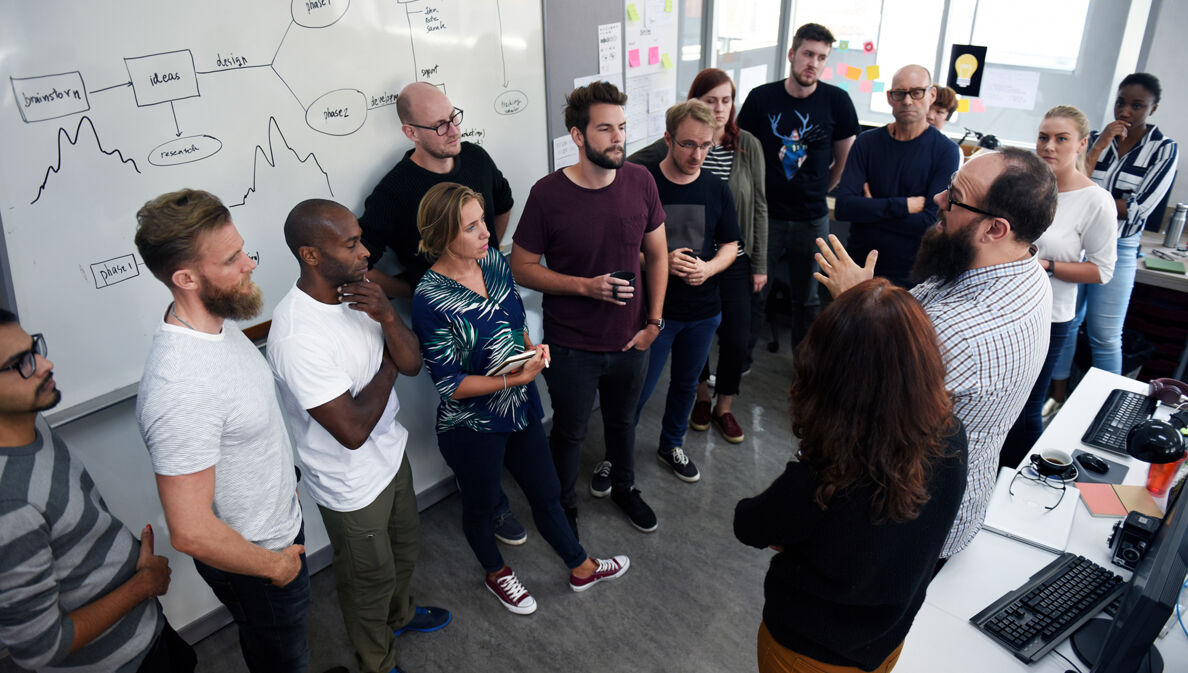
[1052,232,1141,378]
[1001,319,1075,469]
[636,313,722,450]
[438,416,586,573]
[194,525,310,673]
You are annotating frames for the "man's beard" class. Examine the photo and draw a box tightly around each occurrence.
[585,141,624,170]
[911,221,977,285]
[422,141,461,160]
[200,276,263,320]
[34,376,62,412]
[794,69,818,88]
[320,252,366,287]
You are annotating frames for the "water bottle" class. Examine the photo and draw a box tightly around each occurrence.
[1164,203,1187,248]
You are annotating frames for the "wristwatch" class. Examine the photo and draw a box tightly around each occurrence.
[646,318,665,331]
[1045,260,1055,277]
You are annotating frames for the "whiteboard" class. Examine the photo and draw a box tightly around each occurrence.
[0,0,547,419]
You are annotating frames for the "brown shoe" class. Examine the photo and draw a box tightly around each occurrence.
[689,400,711,431]
[712,411,745,443]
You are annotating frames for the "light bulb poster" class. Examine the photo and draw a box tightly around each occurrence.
[947,44,987,97]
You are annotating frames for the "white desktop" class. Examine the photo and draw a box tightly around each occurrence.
[898,367,1188,672]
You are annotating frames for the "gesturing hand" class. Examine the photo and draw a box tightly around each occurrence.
[135,524,172,599]
[813,234,876,298]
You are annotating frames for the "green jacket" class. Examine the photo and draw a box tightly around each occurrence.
[628,128,768,276]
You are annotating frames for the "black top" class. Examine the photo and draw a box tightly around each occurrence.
[737,81,858,221]
[734,420,968,670]
[646,162,740,321]
[358,142,514,286]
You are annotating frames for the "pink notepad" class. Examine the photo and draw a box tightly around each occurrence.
[1079,482,1127,517]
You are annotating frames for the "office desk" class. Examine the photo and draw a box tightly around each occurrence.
[1138,230,1188,293]
[898,368,1188,671]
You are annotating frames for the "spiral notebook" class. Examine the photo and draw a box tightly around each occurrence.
[981,467,1081,554]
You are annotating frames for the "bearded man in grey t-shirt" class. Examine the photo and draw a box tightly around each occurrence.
[134,189,311,673]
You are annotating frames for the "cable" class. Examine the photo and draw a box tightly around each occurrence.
[1052,648,1083,673]
[1177,576,1188,639]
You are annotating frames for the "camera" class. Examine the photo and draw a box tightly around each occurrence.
[1107,511,1160,570]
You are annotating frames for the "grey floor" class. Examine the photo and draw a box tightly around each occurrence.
[4,335,803,673]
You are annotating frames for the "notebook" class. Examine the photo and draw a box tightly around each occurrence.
[981,467,1081,554]
[1143,257,1186,274]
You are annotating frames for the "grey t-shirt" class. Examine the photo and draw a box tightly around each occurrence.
[137,320,302,551]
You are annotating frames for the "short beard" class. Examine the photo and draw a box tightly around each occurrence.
[422,142,460,160]
[35,379,62,412]
[585,141,624,170]
[794,70,817,88]
[201,278,263,321]
[911,221,978,285]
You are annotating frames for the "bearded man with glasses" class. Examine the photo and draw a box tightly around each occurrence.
[835,65,961,288]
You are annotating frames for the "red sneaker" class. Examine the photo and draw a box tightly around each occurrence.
[712,412,745,443]
[569,555,630,592]
[689,400,712,431]
[485,566,536,614]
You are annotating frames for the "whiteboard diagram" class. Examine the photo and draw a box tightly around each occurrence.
[0,0,548,416]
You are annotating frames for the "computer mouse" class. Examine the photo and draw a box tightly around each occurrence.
[1077,453,1109,474]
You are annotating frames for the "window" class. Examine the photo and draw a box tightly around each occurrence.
[970,0,1090,71]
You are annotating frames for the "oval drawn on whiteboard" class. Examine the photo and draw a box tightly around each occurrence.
[292,0,350,28]
[148,135,223,166]
[494,90,528,116]
[306,89,367,135]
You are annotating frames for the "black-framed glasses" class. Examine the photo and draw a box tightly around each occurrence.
[944,172,1004,219]
[675,139,713,152]
[887,87,930,102]
[1008,466,1067,511]
[405,107,463,136]
[0,333,46,379]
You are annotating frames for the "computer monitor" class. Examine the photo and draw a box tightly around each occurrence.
[1070,480,1187,672]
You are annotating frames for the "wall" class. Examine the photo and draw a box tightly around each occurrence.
[1140,0,1187,226]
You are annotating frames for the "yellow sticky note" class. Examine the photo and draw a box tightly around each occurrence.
[845,65,861,81]
[661,53,674,69]
[865,65,880,80]
[665,0,673,11]
[956,98,971,113]
[627,4,640,21]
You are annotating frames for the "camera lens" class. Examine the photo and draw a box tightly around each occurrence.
[1122,547,1140,562]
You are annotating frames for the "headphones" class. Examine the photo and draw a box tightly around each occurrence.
[1149,378,1188,407]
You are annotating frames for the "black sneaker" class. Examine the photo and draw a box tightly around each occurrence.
[657,447,700,483]
[492,509,527,546]
[564,506,579,542]
[611,488,658,533]
[589,460,612,498]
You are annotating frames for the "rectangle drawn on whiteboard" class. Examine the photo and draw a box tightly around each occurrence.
[10,72,91,123]
[90,254,140,289]
[124,50,200,107]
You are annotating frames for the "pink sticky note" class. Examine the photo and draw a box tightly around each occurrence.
[648,46,659,65]
[859,79,873,93]
[820,66,833,81]
[834,62,848,74]
[970,99,986,113]
[628,49,641,68]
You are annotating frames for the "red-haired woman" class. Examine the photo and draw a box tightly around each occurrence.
[735,278,967,673]
[628,68,766,444]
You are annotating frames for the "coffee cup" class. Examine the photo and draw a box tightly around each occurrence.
[609,271,636,301]
[1030,448,1074,478]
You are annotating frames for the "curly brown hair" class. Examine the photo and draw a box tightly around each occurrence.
[790,278,955,523]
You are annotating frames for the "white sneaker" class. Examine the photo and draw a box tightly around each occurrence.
[1041,398,1063,422]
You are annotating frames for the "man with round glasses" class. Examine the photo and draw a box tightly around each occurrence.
[835,65,960,288]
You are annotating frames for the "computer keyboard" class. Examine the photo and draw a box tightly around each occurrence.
[1081,388,1156,455]
[970,553,1125,663]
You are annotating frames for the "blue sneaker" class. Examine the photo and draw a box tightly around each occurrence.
[392,606,452,636]
[492,509,527,546]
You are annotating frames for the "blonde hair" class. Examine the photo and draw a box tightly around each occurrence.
[665,99,717,137]
[416,182,484,259]
[1043,105,1091,172]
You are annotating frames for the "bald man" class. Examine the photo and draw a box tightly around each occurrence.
[358,82,514,299]
[834,65,961,287]
[268,200,450,673]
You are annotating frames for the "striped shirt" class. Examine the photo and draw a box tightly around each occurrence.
[0,424,162,672]
[703,145,744,256]
[1088,124,1178,238]
[912,253,1052,557]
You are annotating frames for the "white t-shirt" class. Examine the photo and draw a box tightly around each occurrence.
[137,320,302,551]
[1034,185,1118,322]
[267,285,407,512]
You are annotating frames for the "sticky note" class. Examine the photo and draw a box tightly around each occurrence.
[956,98,971,113]
[661,53,673,69]
[648,46,659,65]
[627,4,640,21]
[866,65,880,80]
[863,41,875,53]
[872,81,885,93]
[859,80,873,93]
[820,66,833,81]
[970,99,985,113]
[839,40,849,51]
[665,0,673,11]
[836,81,851,92]
[628,49,640,68]
[845,65,861,81]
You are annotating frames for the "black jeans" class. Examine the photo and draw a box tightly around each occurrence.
[700,254,752,396]
[193,525,310,673]
[543,345,649,510]
[136,620,197,672]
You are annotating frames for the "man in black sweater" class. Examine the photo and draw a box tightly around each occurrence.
[359,82,514,300]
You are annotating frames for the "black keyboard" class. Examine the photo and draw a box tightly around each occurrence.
[1081,388,1155,455]
[971,553,1125,663]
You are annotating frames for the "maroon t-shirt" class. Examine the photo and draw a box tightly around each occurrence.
[513,163,666,351]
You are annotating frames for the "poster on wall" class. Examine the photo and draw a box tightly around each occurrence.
[947,44,987,97]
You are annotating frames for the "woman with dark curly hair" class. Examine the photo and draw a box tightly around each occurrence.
[734,278,967,673]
